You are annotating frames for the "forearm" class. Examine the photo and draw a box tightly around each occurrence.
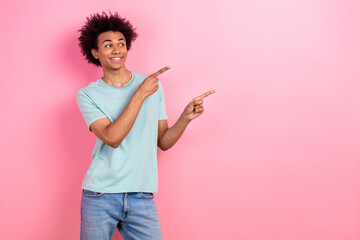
[105,90,145,148]
[158,115,190,151]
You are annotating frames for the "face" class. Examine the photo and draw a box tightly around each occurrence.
[91,31,128,70]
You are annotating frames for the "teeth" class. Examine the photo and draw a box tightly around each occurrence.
[112,58,121,60]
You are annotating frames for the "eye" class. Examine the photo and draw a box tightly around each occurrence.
[105,44,111,48]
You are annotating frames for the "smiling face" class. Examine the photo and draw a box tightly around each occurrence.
[91,31,128,70]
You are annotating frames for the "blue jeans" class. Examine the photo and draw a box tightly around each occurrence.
[80,189,162,240]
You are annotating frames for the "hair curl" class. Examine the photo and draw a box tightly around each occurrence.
[78,11,138,67]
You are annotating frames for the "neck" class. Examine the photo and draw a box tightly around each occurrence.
[101,66,132,87]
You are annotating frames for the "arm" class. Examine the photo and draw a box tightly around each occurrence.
[157,118,189,151]
[158,90,216,151]
[91,91,145,148]
[91,66,171,148]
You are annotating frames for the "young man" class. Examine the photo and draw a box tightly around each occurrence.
[76,11,215,240]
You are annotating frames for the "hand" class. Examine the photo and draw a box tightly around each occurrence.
[138,66,171,98]
[181,90,216,122]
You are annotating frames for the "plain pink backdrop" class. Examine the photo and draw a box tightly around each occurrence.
[1,0,359,239]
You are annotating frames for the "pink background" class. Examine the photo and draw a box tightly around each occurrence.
[1,0,359,239]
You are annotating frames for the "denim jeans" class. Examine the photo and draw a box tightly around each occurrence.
[80,189,162,240]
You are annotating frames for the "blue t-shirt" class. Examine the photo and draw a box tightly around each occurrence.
[76,71,167,193]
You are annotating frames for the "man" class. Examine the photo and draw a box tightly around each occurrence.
[76,11,215,240]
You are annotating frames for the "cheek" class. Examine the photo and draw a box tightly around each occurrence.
[101,48,111,56]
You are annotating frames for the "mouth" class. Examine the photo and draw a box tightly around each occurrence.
[109,56,124,62]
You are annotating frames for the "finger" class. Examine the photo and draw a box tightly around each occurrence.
[194,89,216,100]
[152,66,171,77]
[194,104,203,110]
[195,107,204,113]
[194,100,203,105]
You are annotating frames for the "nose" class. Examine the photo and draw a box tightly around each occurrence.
[112,45,121,54]
[112,48,120,54]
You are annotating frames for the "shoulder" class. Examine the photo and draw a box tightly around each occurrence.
[132,71,164,88]
[76,79,102,104]
[76,79,101,96]
[132,71,148,82]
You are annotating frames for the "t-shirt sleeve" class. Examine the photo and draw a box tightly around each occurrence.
[76,89,107,131]
[158,81,168,120]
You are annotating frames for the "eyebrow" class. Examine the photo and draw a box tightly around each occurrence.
[102,38,125,44]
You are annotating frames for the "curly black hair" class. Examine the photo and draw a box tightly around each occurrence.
[78,11,138,67]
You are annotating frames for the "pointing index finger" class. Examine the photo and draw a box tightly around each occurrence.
[152,66,171,77]
[194,89,216,100]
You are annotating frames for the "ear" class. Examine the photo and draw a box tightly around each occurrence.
[91,49,99,59]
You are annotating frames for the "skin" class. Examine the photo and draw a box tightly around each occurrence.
[89,31,215,150]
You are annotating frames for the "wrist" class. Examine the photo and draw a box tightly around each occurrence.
[134,88,147,102]
[179,112,192,124]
